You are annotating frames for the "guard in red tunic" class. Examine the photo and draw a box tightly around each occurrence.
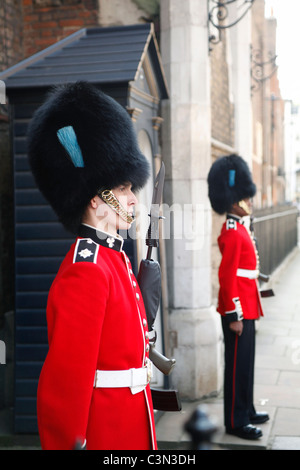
[27,82,156,450]
[207,154,269,441]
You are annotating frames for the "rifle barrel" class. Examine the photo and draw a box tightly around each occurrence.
[146,246,153,260]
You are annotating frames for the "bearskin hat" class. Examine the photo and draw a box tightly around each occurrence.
[27,81,150,234]
[207,154,256,215]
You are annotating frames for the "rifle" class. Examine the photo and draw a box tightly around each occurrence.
[137,162,181,411]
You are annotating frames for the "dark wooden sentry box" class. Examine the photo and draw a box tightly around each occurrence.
[0,23,168,434]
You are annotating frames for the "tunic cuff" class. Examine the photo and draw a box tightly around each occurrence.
[225,297,244,322]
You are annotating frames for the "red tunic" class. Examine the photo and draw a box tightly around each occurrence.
[37,225,157,450]
[217,217,264,320]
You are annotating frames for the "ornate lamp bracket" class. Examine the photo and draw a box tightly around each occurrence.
[208,0,256,52]
[250,46,278,92]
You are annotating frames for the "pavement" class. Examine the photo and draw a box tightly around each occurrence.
[156,246,300,451]
[1,246,300,451]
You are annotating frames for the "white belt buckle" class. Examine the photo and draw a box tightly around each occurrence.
[130,360,152,395]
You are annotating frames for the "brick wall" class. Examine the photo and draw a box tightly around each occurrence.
[23,0,98,58]
[210,33,235,148]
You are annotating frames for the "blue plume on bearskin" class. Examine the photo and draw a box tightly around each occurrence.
[57,126,85,168]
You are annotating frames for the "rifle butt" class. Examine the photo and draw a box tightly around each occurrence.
[149,346,176,375]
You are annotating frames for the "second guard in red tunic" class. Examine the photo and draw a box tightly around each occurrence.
[217,216,264,322]
[27,82,157,450]
[208,154,269,441]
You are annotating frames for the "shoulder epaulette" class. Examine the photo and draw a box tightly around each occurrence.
[73,238,99,264]
[226,218,237,230]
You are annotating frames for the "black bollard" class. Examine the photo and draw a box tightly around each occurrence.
[184,405,218,450]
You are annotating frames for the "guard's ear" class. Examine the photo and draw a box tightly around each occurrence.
[90,196,100,209]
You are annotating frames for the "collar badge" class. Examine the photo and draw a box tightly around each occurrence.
[106,237,115,248]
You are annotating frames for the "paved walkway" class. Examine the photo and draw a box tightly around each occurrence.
[156,246,300,450]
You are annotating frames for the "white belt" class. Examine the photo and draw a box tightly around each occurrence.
[94,360,152,395]
[237,268,259,279]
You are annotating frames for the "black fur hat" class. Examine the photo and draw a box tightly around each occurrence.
[27,81,150,233]
[207,154,256,215]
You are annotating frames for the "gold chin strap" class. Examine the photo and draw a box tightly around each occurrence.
[100,189,134,224]
[238,199,251,215]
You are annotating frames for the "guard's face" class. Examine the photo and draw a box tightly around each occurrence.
[237,198,253,216]
[231,198,252,217]
[96,183,138,232]
[112,184,138,229]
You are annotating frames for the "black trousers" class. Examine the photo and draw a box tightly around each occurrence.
[221,317,256,430]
